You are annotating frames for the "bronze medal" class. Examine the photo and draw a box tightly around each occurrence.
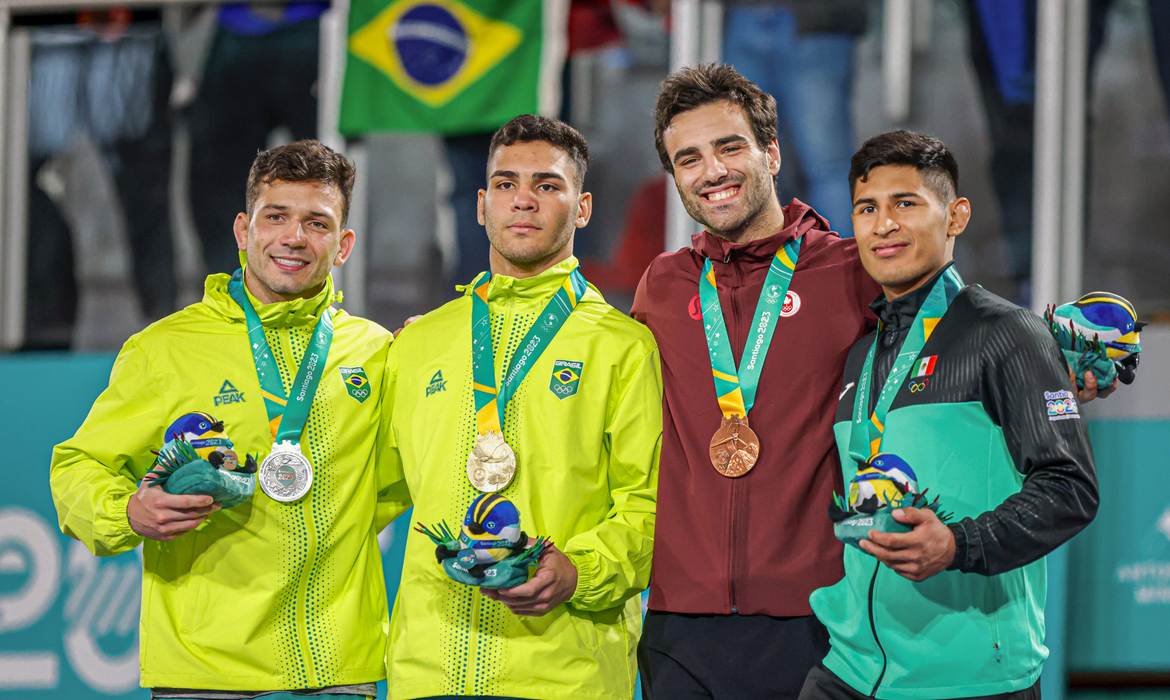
[466,431,517,492]
[709,415,760,477]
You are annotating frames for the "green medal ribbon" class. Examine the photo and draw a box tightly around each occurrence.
[471,267,588,437]
[699,237,801,419]
[228,269,335,444]
[848,266,965,462]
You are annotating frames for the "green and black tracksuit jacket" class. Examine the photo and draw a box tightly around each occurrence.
[811,265,1098,699]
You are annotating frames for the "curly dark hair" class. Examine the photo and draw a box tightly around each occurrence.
[653,63,778,173]
[849,130,959,202]
[246,139,356,224]
[488,114,590,190]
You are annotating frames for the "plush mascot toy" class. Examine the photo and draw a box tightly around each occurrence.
[829,453,951,551]
[147,412,256,508]
[415,493,550,589]
[1045,292,1143,389]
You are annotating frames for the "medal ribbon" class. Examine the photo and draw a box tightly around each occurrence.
[471,267,588,436]
[848,266,965,462]
[228,269,335,443]
[699,237,801,419]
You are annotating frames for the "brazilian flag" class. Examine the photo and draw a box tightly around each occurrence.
[340,0,563,136]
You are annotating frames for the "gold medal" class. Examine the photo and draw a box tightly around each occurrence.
[709,415,761,478]
[466,431,517,492]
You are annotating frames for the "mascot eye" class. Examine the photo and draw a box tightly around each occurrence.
[199,422,208,430]
[487,521,495,529]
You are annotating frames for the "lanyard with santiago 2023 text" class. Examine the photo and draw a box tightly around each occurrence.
[848,266,964,463]
[228,268,334,445]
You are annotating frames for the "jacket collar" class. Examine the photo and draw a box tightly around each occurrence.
[202,270,337,329]
[461,256,582,303]
[692,199,829,263]
[868,262,956,330]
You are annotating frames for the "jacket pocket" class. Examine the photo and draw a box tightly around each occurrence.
[177,531,207,635]
[567,607,601,651]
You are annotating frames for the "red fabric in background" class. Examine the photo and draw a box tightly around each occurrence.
[579,177,667,294]
[569,0,622,54]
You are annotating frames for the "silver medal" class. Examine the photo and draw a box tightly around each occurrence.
[258,440,313,502]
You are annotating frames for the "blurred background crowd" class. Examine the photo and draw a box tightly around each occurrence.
[2,0,1167,352]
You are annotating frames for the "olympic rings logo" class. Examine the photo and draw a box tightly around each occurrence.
[908,378,930,393]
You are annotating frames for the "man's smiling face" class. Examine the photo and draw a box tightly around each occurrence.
[851,164,969,298]
[662,101,780,241]
[233,179,353,303]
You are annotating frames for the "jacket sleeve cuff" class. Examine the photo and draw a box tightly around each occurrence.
[563,549,598,609]
[109,490,145,552]
[947,520,970,572]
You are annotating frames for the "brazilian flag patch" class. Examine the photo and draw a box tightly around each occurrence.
[549,360,583,401]
[340,367,372,404]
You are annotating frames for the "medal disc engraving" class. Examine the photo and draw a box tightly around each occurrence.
[709,415,761,477]
[466,431,517,492]
[259,441,313,502]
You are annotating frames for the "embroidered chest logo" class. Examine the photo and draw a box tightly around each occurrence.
[914,355,937,377]
[549,360,584,400]
[779,291,801,317]
[426,370,448,397]
[1045,390,1080,421]
[340,366,371,404]
[214,380,246,406]
[688,294,702,320]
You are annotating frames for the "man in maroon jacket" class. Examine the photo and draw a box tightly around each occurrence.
[632,63,880,699]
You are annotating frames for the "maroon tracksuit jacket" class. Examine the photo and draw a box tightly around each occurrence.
[632,200,880,616]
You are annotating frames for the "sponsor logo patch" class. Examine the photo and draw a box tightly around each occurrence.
[779,291,801,317]
[214,380,246,406]
[340,366,372,404]
[549,359,583,400]
[1045,389,1080,421]
[914,355,938,377]
[688,294,702,320]
[426,370,447,397]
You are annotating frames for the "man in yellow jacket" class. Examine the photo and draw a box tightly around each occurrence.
[50,140,393,699]
[378,115,662,700]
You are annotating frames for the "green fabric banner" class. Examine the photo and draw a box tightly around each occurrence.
[341,0,550,136]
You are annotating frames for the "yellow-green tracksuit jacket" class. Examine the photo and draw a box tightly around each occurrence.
[50,272,393,692]
[378,257,662,700]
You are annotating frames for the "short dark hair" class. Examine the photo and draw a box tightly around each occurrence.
[246,139,356,225]
[653,63,778,173]
[849,130,959,203]
[488,114,590,190]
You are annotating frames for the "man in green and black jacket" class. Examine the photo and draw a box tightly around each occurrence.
[802,131,1098,700]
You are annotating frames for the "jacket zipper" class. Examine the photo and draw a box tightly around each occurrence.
[725,252,741,614]
[868,562,887,697]
[284,328,320,687]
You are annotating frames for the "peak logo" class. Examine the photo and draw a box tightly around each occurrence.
[426,370,448,397]
[214,380,245,406]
